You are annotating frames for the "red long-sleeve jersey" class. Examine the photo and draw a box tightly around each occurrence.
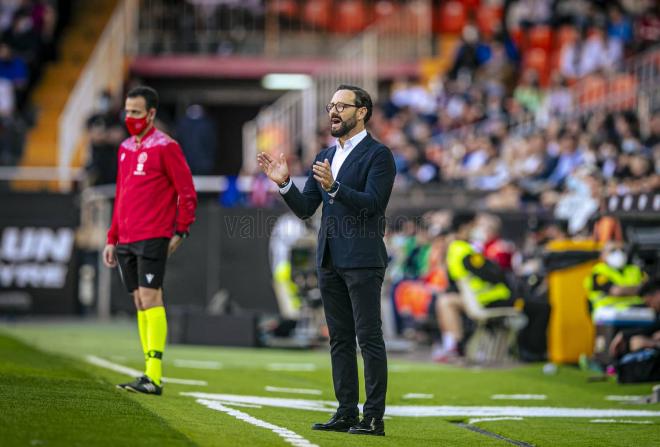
[107,127,197,245]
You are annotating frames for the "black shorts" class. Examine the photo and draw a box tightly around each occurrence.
[115,238,169,293]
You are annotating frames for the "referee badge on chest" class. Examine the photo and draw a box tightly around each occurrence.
[134,152,148,176]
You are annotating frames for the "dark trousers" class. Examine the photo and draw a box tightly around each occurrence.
[318,248,387,419]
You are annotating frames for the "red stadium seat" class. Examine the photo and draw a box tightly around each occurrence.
[373,0,397,22]
[577,75,607,109]
[528,25,553,52]
[476,4,502,38]
[460,0,481,10]
[270,0,297,19]
[556,25,578,51]
[524,48,550,85]
[439,1,466,35]
[609,74,638,110]
[332,0,367,34]
[302,0,331,30]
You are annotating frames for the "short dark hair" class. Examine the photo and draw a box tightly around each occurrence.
[336,84,373,124]
[127,86,159,111]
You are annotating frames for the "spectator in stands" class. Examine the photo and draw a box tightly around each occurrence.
[84,90,126,186]
[448,24,491,81]
[0,41,27,89]
[607,3,633,46]
[3,9,40,67]
[634,1,660,51]
[546,131,583,187]
[560,22,622,79]
[644,112,660,149]
[514,69,543,114]
[175,104,217,175]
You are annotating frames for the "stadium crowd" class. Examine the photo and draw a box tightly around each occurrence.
[0,0,61,166]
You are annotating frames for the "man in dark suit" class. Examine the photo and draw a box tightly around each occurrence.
[257,85,396,436]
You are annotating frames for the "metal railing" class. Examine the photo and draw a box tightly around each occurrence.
[242,0,432,172]
[57,0,139,191]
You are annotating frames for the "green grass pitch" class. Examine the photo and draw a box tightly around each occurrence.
[1,320,659,446]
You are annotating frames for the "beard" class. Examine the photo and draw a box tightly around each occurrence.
[330,113,357,138]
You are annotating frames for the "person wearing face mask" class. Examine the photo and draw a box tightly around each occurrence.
[433,214,513,362]
[584,242,646,319]
[102,86,197,395]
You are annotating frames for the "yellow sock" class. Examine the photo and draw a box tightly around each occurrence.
[144,306,167,385]
[137,310,149,361]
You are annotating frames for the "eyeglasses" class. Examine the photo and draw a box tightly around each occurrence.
[326,102,360,113]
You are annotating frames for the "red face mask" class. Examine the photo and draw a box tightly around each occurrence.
[125,115,149,136]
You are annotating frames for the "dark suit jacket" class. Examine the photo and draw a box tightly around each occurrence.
[281,133,396,269]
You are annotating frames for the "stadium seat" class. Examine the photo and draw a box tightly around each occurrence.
[524,47,550,85]
[609,74,638,110]
[476,4,503,38]
[528,25,553,52]
[460,0,481,9]
[373,0,400,31]
[302,0,331,30]
[332,0,367,34]
[556,25,579,51]
[456,279,526,364]
[439,1,466,35]
[270,0,297,19]
[577,75,607,109]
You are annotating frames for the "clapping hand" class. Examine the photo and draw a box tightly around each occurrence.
[257,152,290,185]
[312,159,334,191]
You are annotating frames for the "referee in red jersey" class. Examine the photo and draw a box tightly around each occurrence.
[102,86,197,395]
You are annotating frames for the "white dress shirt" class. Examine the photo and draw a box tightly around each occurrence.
[280,129,367,196]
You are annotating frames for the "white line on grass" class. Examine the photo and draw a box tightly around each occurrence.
[266,363,317,372]
[590,419,654,424]
[403,393,434,399]
[605,395,645,402]
[491,394,547,400]
[468,417,524,424]
[265,386,322,395]
[216,401,263,409]
[196,398,319,447]
[86,355,208,386]
[173,359,223,370]
[181,393,660,418]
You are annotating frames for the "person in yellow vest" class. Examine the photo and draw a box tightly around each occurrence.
[433,214,513,362]
[584,242,646,318]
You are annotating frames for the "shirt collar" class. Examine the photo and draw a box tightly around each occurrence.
[337,129,367,151]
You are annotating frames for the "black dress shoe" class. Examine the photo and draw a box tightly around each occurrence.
[348,417,385,436]
[311,413,359,432]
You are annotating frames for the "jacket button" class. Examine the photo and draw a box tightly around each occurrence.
[329,199,334,204]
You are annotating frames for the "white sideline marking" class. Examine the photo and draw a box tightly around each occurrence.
[267,363,317,372]
[197,399,319,447]
[491,394,547,400]
[469,417,523,424]
[86,355,207,386]
[216,401,263,409]
[181,393,660,418]
[173,359,222,370]
[265,386,322,395]
[605,395,644,402]
[403,393,434,399]
[590,419,653,425]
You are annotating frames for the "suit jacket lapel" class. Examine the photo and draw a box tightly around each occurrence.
[336,133,373,182]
